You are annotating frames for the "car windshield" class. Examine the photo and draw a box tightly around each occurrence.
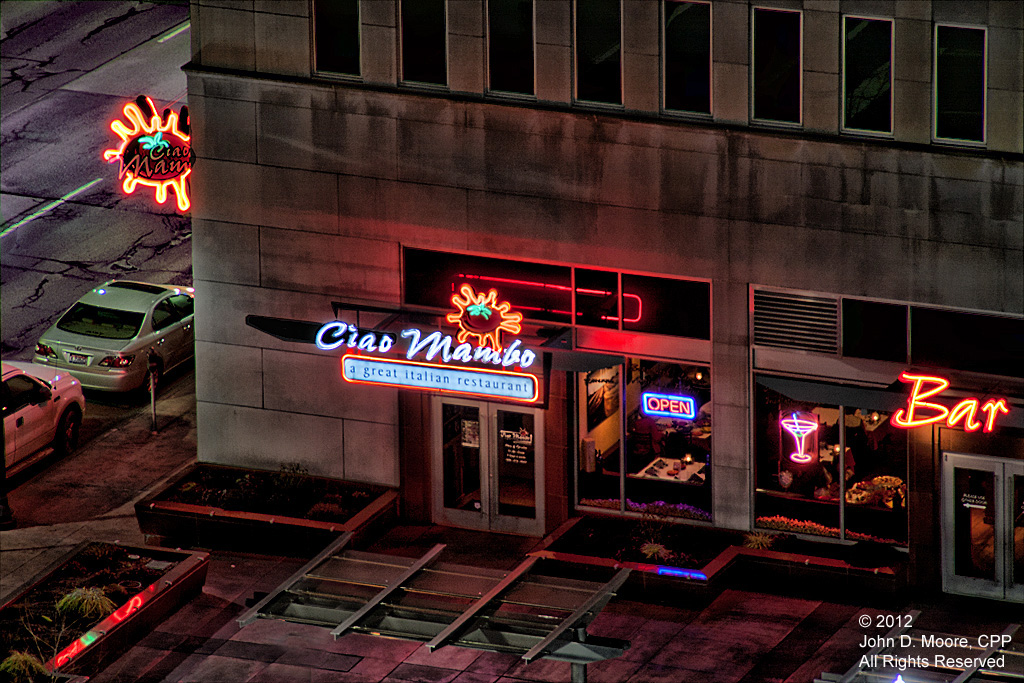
[56,303,144,340]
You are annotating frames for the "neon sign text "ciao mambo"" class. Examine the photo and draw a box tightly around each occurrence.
[891,372,1010,433]
[103,95,193,212]
[315,286,539,402]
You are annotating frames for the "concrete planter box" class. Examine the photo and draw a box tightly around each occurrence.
[531,515,906,599]
[136,463,398,555]
[0,542,208,679]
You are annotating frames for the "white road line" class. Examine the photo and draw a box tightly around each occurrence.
[157,22,190,43]
[1,178,104,238]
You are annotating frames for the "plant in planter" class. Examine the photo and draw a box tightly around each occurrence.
[0,542,207,680]
[136,462,398,554]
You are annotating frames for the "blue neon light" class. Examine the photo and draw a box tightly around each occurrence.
[655,566,707,580]
[641,392,696,419]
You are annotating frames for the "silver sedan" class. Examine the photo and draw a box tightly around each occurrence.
[33,281,195,392]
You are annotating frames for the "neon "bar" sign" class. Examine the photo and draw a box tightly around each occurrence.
[891,372,1010,433]
[641,392,696,419]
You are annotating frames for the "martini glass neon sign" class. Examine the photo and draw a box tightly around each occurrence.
[780,412,818,464]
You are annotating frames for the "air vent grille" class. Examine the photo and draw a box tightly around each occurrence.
[753,290,838,354]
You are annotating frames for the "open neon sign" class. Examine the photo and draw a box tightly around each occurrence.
[641,392,696,419]
[103,95,193,212]
[892,372,1010,433]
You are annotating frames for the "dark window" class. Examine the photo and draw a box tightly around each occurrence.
[575,0,621,104]
[3,375,42,414]
[169,294,194,318]
[752,8,801,123]
[911,308,1024,378]
[404,249,572,324]
[488,0,534,95]
[314,0,360,76]
[622,274,710,340]
[841,299,907,363]
[401,0,447,85]
[843,17,892,133]
[663,1,711,114]
[935,25,985,142]
[575,269,618,329]
[152,300,181,330]
[57,303,144,340]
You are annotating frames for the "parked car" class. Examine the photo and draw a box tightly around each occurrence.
[33,281,195,392]
[2,361,86,471]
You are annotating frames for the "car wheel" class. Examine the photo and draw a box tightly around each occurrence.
[55,407,81,456]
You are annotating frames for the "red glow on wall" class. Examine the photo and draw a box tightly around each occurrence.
[103,95,193,212]
[891,372,1010,433]
[456,273,643,323]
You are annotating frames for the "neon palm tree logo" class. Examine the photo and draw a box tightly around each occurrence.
[139,131,170,151]
[446,284,523,352]
[781,412,818,463]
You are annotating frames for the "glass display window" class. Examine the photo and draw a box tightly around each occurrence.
[576,359,712,523]
[754,376,908,545]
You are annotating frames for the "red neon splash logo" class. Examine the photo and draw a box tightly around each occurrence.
[103,95,193,212]
[891,372,1010,433]
[446,284,523,352]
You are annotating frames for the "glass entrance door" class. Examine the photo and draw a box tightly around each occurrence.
[432,397,545,536]
[941,452,1024,602]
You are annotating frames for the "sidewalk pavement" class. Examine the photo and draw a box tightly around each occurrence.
[1,370,1021,683]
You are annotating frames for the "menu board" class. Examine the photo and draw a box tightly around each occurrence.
[498,428,533,466]
[461,419,480,448]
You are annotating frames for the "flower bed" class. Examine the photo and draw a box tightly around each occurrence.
[136,463,398,555]
[0,542,208,680]
[755,515,903,545]
[578,498,712,522]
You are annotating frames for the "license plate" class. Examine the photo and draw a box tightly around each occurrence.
[68,353,88,365]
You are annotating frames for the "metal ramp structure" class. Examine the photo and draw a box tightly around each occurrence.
[819,610,1023,683]
[238,533,631,682]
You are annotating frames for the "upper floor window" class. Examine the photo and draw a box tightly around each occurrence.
[488,0,534,95]
[842,16,892,135]
[313,0,359,76]
[752,7,801,124]
[401,0,447,86]
[575,0,621,105]
[663,0,711,115]
[934,24,986,144]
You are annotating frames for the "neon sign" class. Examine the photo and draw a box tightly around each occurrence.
[342,355,538,402]
[780,412,819,464]
[457,273,643,323]
[641,392,696,419]
[103,95,193,212]
[50,582,157,670]
[892,372,1010,433]
[447,284,523,351]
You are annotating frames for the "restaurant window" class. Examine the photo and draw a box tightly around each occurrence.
[313,0,360,76]
[663,0,711,115]
[488,0,534,95]
[401,0,447,86]
[754,377,907,545]
[578,360,712,523]
[575,0,622,105]
[842,16,892,134]
[934,25,986,143]
[752,7,801,124]
[575,269,618,329]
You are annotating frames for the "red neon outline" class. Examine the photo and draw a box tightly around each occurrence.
[50,582,157,670]
[340,354,539,403]
[446,284,523,352]
[892,372,1010,433]
[103,96,191,211]
[456,273,643,323]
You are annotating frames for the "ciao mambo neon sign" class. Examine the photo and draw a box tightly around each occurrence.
[103,95,194,212]
[892,372,1010,433]
[315,285,539,401]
